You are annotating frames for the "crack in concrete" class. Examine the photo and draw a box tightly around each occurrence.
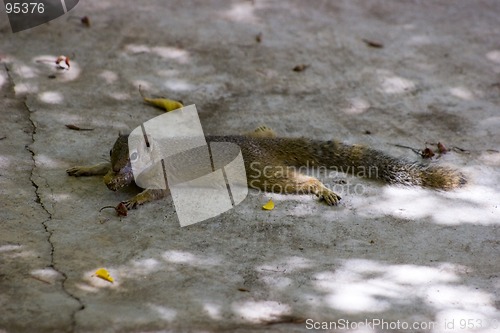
[5,63,86,333]
[24,102,85,333]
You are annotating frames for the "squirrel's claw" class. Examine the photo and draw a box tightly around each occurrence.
[319,189,341,206]
[66,166,91,176]
[122,199,138,210]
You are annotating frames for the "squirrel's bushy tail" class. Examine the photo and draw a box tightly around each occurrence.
[288,139,466,190]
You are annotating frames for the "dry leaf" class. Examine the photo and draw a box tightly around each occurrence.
[293,64,309,72]
[93,268,114,283]
[81,16,90,27]
[144,97,183,112]
[422,147,435,159]
[139,86,183,112]
[437,142,448,154]
[115,202,128,217]
[65,124,94,131]
[362,39,384,48]
[262,199,275,210]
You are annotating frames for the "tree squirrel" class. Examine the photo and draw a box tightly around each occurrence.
[66,126,466,209]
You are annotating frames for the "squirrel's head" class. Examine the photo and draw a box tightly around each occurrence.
[103,133,135,191]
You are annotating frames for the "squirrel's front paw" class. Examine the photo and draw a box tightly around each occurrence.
[318,188,341,206]
[66,166,91,176]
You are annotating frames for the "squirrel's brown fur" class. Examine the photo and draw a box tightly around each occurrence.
[67,127,466,209]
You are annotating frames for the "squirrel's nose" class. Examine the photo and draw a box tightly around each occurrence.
[103,171,119,191]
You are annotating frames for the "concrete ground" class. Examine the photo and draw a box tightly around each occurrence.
[1,0,499,332]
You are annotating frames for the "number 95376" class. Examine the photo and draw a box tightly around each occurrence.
[5,2,44,14]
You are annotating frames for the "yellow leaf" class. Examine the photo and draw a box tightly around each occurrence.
[94,268,114,283]
[143,97,183,112]
[262,199,274,210]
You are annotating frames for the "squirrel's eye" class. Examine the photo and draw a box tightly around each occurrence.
[130,151,139,162]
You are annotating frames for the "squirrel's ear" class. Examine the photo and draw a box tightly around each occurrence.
[118,130,131,138]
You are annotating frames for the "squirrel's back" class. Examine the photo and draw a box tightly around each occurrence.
[207,135,466,190]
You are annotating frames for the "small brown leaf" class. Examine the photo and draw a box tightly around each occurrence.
[81,16,90,27]
[115,202,128,217]
[437,142,448,154]
[293,64,309,72]
[362,39,384,48]
[65,124,94,131]
[264,315,307,325]
[422,147,435,159]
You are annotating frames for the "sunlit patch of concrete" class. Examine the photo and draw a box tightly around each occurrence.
[39,91,64,104]
[486,50,500,64]
[407,34,432,45]
[37,154,67,168]
[124,44,190,64]
[232,300,290,323]
[147,304,177,322]
[478,150,500,166]
[14,82,38,95]
[359,185,500,225]
[162,250,221,267]
[343,97,370,114]
[151,46,190,64]
[131,79,151,91]
[377,70,416,94]
[0,71,6,90]
[162,79,194,92]
[107,92,131,100]
[99,70,118,84]
[222,2,260,24]
[0,245,36,261]
[257,256,313,273]
[450,86,474,100]
[124,44,150,54]
[202,302,223,320]
[313,259,495,317]
[15,65,38,79]
[30,268,60,284]
[0,244,23,252]
[0,154,12,168]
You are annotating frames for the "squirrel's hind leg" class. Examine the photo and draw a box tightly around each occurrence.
[288,171,341,206]
[66,162,111,176]
[250,166,341,206]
